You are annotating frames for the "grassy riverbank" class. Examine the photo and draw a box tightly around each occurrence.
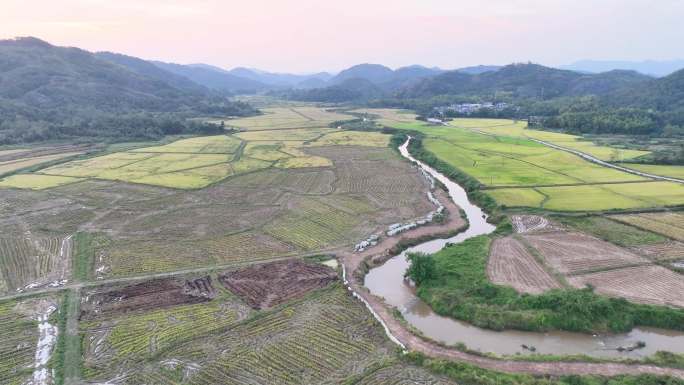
[399,352,684,385]
[408,233,684,333]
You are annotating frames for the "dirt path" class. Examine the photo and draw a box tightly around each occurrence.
[338,194,684,380]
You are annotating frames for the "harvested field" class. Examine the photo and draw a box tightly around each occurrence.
[0,235,71,293]
[355,363,456,385]
[611,212,684,241]
[228,107,353,130]
[568,265,684,308]
[219,259,337,309]
[521,231,648,275]
[630,242,684,261]
[80,283,252,381]
[101,231,296,277]
[0,133,432,280]
[487,237,562,294]
[80,276,216,320]
[164,284,393,385]
[264,197,369,250]
[81,283,395,385]
[0,298,41,384]
[557,216,667,248]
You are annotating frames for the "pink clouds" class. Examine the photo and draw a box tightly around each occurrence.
[1,0,682,72]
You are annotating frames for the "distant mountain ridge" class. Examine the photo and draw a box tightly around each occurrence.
[153,61,269,93]
[560,60,684,77]
[397,63,653,99]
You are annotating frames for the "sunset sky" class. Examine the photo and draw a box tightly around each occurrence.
[2,0,682,73]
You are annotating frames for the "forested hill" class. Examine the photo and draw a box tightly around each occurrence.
[396,63,653,99]
[608,68,684,111]
[0,37,254,144]
[283,63,654,104]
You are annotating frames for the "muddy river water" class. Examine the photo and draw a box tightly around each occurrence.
[364,137,684,358]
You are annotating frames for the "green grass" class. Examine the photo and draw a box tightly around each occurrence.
[409,234,684,333]
[369,112,684,211]
[402,352,684,385]
[447,117,650,161]
[418,129,645,187]
[52,290,82,385]
[72,232,109,282]
[486,188,547,208]
[556,216,667,247]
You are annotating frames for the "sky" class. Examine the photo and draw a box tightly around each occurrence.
[1,0,682,73]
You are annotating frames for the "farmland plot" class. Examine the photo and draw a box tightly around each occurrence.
[81,282,395,385]
[0,298,41,384]
[228,107,353,130]
[165,284,394,385]
[611,212,684,241]
[567,265,684,308]
[521,231,648,275]
[264,197,368,250]
[630,242,684,261]
[0,235,71,293]
[80,278,253,382]
[487,237,562,294]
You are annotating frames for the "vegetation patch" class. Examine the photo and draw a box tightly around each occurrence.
[0,174,83,190]
[556,216,667,247]
[611,212,684,241]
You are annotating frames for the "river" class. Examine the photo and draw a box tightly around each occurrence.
[364,137,684,358]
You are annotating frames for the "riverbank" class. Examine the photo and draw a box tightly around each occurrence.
[339,137,684,379]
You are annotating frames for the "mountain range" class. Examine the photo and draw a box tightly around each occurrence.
[1,36,683,143]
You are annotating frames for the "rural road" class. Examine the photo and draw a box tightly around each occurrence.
[530,138,684,184]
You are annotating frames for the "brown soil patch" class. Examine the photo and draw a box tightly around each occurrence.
[219,259,337,309]
[80,276,215,320]
[568,265,684,308]
[487,237,561,294]
[522,231,648,275]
